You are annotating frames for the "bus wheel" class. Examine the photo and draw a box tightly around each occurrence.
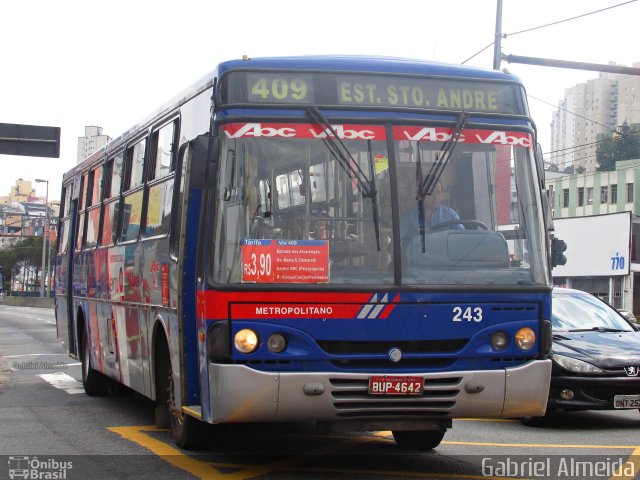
[392,430,446,451]
[167,368,203,450]
[81,329,109,396]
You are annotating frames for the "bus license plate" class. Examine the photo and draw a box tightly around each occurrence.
[368,376,423,395]
[614,395,640,408]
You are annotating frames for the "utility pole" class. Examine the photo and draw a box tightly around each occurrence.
[493,0,503,70]
[35,179,49,298]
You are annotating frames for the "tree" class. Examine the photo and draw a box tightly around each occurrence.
[596,122,640,172]
[0,236,43,292]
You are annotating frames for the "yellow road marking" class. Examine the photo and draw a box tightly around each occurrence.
[109,425,374,480]
[110,425,640,480]
[108,426,221,478]
[611,446,640,480]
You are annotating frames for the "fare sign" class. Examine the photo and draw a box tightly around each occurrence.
[241,239,329,283]
[368,376,424,395]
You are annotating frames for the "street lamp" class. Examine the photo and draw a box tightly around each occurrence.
[35,179,49,298]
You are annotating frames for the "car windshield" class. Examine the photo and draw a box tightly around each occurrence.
[552,290,635,332]
[211,121,549,287]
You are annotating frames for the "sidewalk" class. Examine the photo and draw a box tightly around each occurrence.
[1,297,54,309]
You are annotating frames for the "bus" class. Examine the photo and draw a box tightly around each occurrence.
[55,56,554,451]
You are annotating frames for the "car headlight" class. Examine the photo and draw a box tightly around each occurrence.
[553,354,603,373]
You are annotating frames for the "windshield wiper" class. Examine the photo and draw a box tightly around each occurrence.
[415,112,468,252]
[307,107,381,251]
[569,327,627,332]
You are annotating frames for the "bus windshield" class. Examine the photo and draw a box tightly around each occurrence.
[212,121,548,287]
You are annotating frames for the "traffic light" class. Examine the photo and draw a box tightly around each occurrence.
[550,236,567,267]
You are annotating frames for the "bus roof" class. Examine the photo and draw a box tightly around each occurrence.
[65,55,525,183]
[217,55,523,83]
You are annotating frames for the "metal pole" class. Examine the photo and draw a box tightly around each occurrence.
[493,0,503,70]
[44,181,49,297]
[46,200,51,298]
[37,179,48,298]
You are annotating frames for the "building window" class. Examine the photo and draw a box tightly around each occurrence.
[562,188,569,208]
[627,183,634,203]
[610,184,617,204]
[577,187,584,207]
[600,186,608,204]
[587,187,593,205]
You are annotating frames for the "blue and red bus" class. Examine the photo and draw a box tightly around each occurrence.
[55,56,553,450]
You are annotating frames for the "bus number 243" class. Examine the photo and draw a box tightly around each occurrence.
[452,306,483,322]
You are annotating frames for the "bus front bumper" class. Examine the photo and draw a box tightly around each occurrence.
[207,359,551,425]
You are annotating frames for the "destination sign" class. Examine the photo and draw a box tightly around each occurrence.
[222,71,523,115]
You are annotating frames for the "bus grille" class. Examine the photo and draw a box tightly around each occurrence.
[318,339,468,355]
[330,358,455,370]
[329,376,462,418]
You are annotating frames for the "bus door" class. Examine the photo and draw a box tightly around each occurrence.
[63,175,82,355]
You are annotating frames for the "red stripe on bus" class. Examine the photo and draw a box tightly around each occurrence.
[196,290,377,319]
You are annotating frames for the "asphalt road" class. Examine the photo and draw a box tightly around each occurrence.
[1,305,639,480]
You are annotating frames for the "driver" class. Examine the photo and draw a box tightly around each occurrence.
[399,180,463,247]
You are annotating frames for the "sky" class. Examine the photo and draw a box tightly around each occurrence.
[1,0,638,202]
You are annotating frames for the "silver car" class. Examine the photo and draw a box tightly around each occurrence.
[618,309,637,324]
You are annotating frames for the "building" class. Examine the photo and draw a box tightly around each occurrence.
[77,125,111,163]
[545,159,640,313]
[0,178,38,205]
[549,62,640,173]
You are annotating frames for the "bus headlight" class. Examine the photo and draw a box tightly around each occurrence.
[267,333,287,353]
[491,331,509,350]
[514,327,535,351]
[234,329,259,353]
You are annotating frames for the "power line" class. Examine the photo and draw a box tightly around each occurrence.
[528,95,619,134]
[461,42,494,65]
[461,1,637,64]
[505,0,637,37]
[542,128,640,163]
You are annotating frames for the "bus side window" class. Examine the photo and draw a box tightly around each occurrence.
[149,119,178,181]
[119,138,147,243]
[75,173,88,251]
[143,119,179,239]
[144,178,174,238]
[85,165,103,249]
[100,153,123,246]
[128,138,146,190]
[58,186,72,254]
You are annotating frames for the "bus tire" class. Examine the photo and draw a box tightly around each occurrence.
[167,367,204,450]
[392,429,446,451]
[154,334,203,449]
[81,328,109,396]
[520,415,548,427]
